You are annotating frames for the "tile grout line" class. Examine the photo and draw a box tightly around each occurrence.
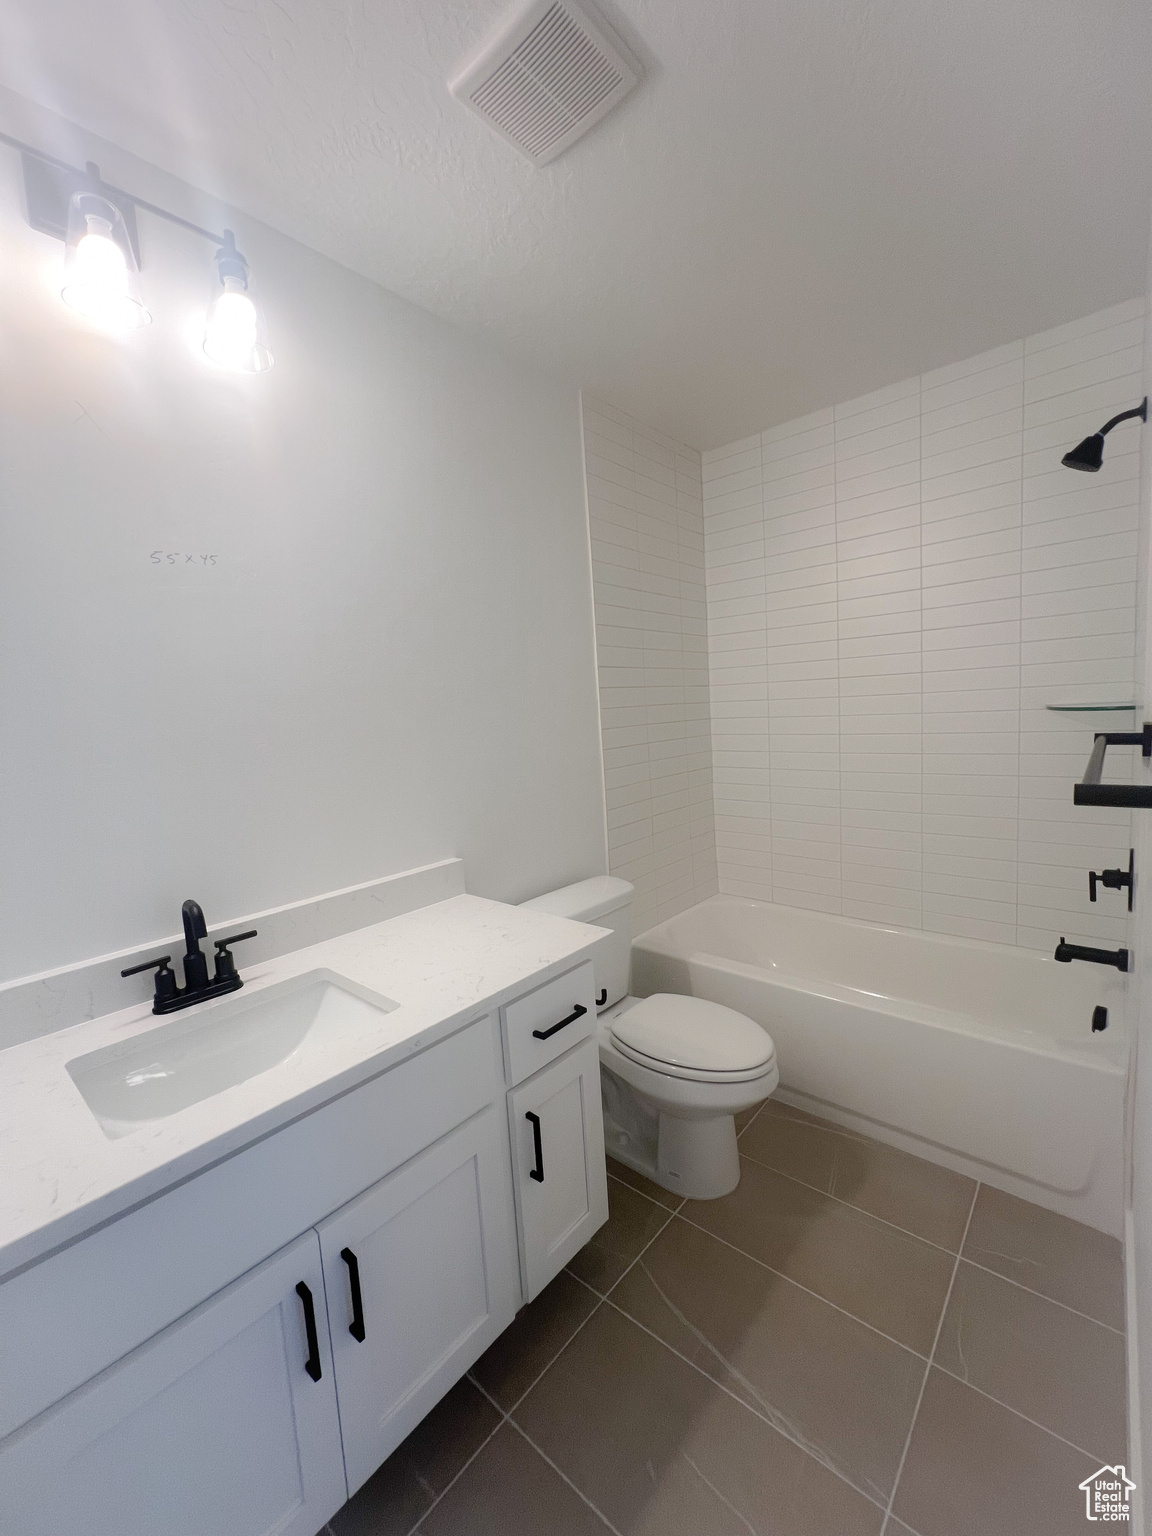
[606,1167,684,1212]
[453,1201,687,1535]
[505,1420,625,1536]
[738,1129,1125,1331]
[956,1253,1125,1333]
[596,1291,889,1516]
[602,1198,685,1303]
[929,1362,1110,1465]
[879,1179,981,1535]
[735,1145,973,1256]
[500,1286,609,1418]
[735,1100,769,1140]
[398,1239,633,1536]
[400,1395,509,1536]
[673,1209,932,1361]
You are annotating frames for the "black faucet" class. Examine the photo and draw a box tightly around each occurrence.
[122,899,258,1014]
[1054,938,1129,972]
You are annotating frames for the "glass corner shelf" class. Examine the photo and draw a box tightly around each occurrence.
[1045,702,1138,713]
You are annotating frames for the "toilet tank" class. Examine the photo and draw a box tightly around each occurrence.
[520,877,633,1011]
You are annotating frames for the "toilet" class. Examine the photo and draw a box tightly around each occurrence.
[520,878,779,1199]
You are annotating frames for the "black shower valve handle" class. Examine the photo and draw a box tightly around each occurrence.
[1087,850,1134,911]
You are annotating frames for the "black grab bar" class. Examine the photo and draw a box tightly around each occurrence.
[1074,723,1152,808]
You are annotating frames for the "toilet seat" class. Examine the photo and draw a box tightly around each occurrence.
[609,993,776,1084]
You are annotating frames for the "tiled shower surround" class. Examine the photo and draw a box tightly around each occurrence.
[584,301,1146,952]
[583,396,719,935]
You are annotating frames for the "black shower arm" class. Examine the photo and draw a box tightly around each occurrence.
[1099,400,1148,437]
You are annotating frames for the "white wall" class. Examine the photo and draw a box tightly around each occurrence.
[703,302,1144,952]
[1129,210,1152,1530]
[582,395,718,935]
[0,90,606,981]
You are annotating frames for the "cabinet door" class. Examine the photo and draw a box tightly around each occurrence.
[318,1106,519,1496]
[510,1037,609,1301]
[0,1231,345,1536]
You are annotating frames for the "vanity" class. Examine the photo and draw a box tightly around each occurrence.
[0,892,609,1536]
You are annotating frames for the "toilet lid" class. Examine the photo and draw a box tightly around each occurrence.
[609,994,775,1076]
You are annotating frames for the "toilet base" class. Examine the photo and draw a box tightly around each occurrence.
[598,1005,777,1201]
[601,1087,741,1199]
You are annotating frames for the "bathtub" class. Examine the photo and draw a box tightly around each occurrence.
[631,895,1128,1236]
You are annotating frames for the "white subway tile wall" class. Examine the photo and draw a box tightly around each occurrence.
[583,395,719,933]
[703,301,1144,952]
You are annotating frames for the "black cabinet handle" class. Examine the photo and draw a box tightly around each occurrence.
[296,1282,323,1381]
[533,1003,587,1040]
[596,989,608,1007]
[340,1247,366,1342]
[526,1111,544,1182]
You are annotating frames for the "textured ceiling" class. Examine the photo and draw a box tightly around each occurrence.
[2,0,1151,447]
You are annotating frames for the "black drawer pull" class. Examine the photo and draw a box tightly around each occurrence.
[596,989,608,1007]
[340,1247,366,1342]
[533,1003,587,1040]
[526,1111,544,1182]
[296,1282,322,1381]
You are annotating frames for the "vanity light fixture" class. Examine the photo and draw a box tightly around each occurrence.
[4,134,274,371]
[203,231,273,373]
[1061,398,1147,471]
[60,188,150,331]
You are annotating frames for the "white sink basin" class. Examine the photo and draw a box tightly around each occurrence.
[66,972,398,1139]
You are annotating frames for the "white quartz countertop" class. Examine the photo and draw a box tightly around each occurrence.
[0,895,603,1280]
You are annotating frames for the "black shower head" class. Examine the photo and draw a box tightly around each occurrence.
[1061,398,1147,472]
[1061,433,1106,472]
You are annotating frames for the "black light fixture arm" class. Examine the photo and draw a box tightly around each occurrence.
[0,129,230,250]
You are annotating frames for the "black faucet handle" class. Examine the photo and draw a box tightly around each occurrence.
[213,929,258,982]
[121,954,173,977]
[120,955,179,1007]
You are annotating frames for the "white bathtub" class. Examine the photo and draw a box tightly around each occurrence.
[631,895,1128,1236]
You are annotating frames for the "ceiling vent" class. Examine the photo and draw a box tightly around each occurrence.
[448,0,641,167]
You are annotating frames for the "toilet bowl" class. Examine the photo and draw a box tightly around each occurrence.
[520,878,778,1199]
[599,993,778,1198]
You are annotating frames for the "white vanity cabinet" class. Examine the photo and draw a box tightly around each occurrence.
[0,1231,345,1536]
[317,1106,518,1495]
[500,960,608,1300]
[0,943,609,1536]
[510,1039,608,1299]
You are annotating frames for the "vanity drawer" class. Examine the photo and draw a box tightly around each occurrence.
[502,962,596,1085]
[0,1013,501,1441]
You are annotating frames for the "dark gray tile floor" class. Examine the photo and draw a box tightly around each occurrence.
[328,1098,1127,1536]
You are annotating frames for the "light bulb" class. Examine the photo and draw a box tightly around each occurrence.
[204,278,259,370]
[61,214,150,330]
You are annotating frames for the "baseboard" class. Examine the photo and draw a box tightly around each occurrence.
[1129,1207,1145,1536]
